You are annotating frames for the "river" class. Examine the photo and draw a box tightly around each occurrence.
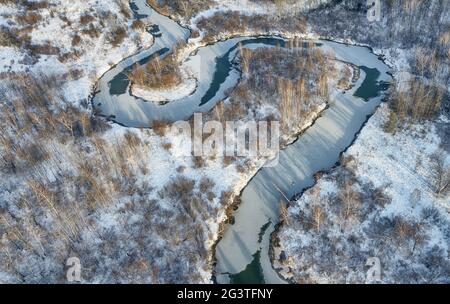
[92,0,391,284]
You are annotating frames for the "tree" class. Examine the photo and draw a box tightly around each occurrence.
[339,180,361,221]
[311,205,326,231]
[239,44,251,76]
[414,47,429,76]
[430,152,450,197]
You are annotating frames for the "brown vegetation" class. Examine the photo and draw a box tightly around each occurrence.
[79,14,95,25]
[147,0,214,19]
[16,12,42,26]
[197,11,307,43]
[107,26,127,47]
[208,44,334,136]
[386,78,445,133]
[128,54,182,90]
[132,20,146,31]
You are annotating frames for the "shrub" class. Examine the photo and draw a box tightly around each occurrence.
[199,177,215,193]
[124,131,142,150]
[79,14,95,25]
[197,11,306,42]
[0,27,20,47]
[219,191,233,206]
[193,156,206,168]
[118,0,132,19]
[388,79,444,127]
[17,142,50,167]
[206,45,331,140]
[393,216,424,247]
[132,20,146,31]
[71,34,81,46]
[81,24,101,38]
[430,152,450,197]
[162,142,172,151]
[152,120,169,136]
[148,0,214,19]
[29,42,60,56]
[128,55,182,90]
[338,181,362,222]
[0,0,17,4]
[107,27,127,47]
[223,155,235,167]
[161,175,196,203]
[384,111,398,134]
[24,0,50,10]
[17,12,42,26]
[206,191,216,202]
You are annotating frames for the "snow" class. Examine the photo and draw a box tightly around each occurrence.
[0,0,154,106]
[131,69,197,104]
[0,47,26,73]
[349,105,447,214]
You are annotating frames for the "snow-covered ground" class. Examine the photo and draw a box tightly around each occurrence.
[276,104,450,283]
[0,0,153,106]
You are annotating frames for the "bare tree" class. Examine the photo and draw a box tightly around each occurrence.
[430,152,450,197]
[311,205,326,231]
[339,180,362,221]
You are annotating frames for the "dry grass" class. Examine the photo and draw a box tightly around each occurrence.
[79,14,95,25]
[387,78,445,133]
[132,20,146,31]
[16,12,42,26]
[71,34,81,46]
[207,45,333,136]
[152,120,170,136]
[107,26,127,47]
[128,54,182,90]
[147,0,214,19]
[197,11,307,42]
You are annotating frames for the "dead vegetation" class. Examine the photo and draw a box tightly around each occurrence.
[430,152,450,197]
[147,0,215,19]
[107,26,128,47]
[0,75,141,281]
[128,54,182,90]
[385,78,445,134]
[206,44,335,138]
[197,10,307,43]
